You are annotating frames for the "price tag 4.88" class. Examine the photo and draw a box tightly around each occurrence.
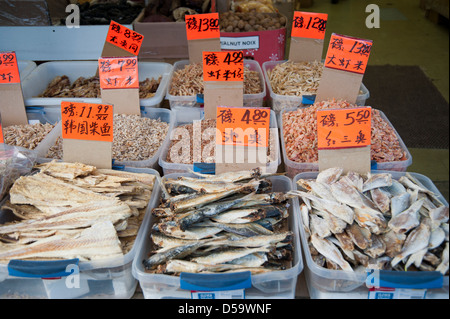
[203,51,244,82]
[98,56,139,90]
[0,52,20,84]
[317,107,371,149]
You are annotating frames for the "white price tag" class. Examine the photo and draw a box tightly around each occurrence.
[368,287,427,299]
[191,289,245,299]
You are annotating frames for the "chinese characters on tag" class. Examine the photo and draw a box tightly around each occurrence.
[106,21,144,55]
[203,51,244,82]
[0,52,20,84]
[185,13,220,40]
[98,56,139,89]
[291,12,328,39]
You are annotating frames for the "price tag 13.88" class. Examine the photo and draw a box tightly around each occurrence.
[291,11,328,40]
[203,51,244,82]
[324,34,373,74]
[317,107,371,150]
[106,21,144,55]
[61,101,113,142]
[0,52,20,84]
[98,56,139,90]
[216,107,270,148]
[186,13,220,41]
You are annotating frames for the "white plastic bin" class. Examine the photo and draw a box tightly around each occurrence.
[293,171,449,299]
[0,167,161,299]
[158,109,281,175]
[21,61,173,108]
[17,60,37,81]
[132,173,303,299]
[166,59,266,115]
[33,107,174,169]
[279,107,412,178]
[262,60,370,113]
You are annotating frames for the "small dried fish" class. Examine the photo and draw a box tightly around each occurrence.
[310,234,354,272]
[191,246,271,265]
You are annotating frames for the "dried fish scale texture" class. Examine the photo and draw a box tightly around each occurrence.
[38,75,161,99]
[4,123,55,150]
[267,60,323,96]
[282,100,408,164]
[46,114,169,162]
[169,63,262,96]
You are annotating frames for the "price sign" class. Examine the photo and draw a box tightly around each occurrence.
[98,56,139,90]
[0,52,20,84]
[61,101,113,142]
[291,12,328,40]
[185,13,220,41]
[203,51,244,82]
[216,107,270,147]
[106,21,144,55]
[324,34,373,74]
[0,119,4,144]
[317,107,371,149]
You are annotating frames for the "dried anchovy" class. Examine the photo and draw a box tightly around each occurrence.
[267,60,323,96]
[46,114,169,162]
[4,123,55,150]
[38,75,161,99]
[169,63,262,96]
[282,100,408,163]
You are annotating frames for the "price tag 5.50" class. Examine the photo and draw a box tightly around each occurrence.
[317,107,372,149]
[186,13,220,41]
[0,52,20,84]
[203,51,244,82]
[98,57,139,90]
[291,11,328,40]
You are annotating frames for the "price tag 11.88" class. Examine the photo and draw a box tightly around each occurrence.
[203,51,244,82]
[317,107,371,149]
[98,56,139,90]
[0,52,20,84]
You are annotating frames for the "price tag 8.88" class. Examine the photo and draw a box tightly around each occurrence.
[98,56,139,90]
[0,52,20,84]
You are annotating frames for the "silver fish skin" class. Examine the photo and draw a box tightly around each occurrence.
[362,173,393,193]
[388,199,424,234]
[328,236,355,261]
[316,167,344,185]
[367,256,392,270]
[391,220,431,267]
[353,206,387,235]
[310,234,354,272]
[227,252,268,267]
[345,171,364,193]
[189,167,263,183]
[405,248,428,270]
[297,179,336,201]
[391,192,411,218]
[198,220,274,237]
[334,231,355,251]
[157,222,223,240]
[382,180,407,197]
[429,206,449,230]
[423,251,441,266]
[313,209,347,235]
[346,223,372,250]
[310,214,332,238]
[364,235,387,259]
[370,188,391,215]
[382,230,406,258]
[159,259,266,274]
[191,246,271,265]
[442,223,449,241]
[300,203,311,236]
[429,227,446,249]
[211,205,287,224]
[399,175,436,197]
[436,242,449,275]
[206,232,293,249]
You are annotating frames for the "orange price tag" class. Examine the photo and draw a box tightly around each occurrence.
[106,21,144,55]
[0,51,20,84]
[98,56,139,90]
[0,122,4,144]
[203,51,244,82]
[317,107,372,149]
[291,12,328,40]
[185,13,220,41]
[324,34,373,74]
[61,101,113,142]
[216,107,270,147]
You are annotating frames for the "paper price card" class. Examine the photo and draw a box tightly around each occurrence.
[106,21,144,55]
[0,52,20,84]
[324,34,373,74]
[186,13,220,41]
[61,101,113,142]
[203,51,244,82]
[98,57,139,90]
[291,12,328,40]
[216,107,270,147]
[317,107,371,149]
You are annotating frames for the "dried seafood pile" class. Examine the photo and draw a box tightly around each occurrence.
[0,161,156,262]
[267,60,323,96]
[166,119,276,164]
[144,168,295,275]
[282,100,408,164]
[169,63,262,96]
[291,168,449,275]
[38,75,161,99]
[46,114,169,162]
[4,123,55,150]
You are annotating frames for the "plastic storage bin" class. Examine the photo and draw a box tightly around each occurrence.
[262,60,370,113]
[21,61,173,108]
[132,173,303,299]
[166,59,266,117]
[293,170,449,299]
[18,60,37,81]
[0,167,161,299]
[279,107,412,178]
[33,107,174,169]
[158,109,281,175]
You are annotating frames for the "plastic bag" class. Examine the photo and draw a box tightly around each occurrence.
[0,144,37,201]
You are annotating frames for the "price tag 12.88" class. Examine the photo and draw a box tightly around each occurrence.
[317,107,371,149]
[186,13,220,41]
[61,101,113,142]
[216,107,270,148]
[324,34,373,74]
[98,57,139,90]
[203,51,244,82]
[0,52,20,84]
[106,21,144,55]
[291,11,328,40]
